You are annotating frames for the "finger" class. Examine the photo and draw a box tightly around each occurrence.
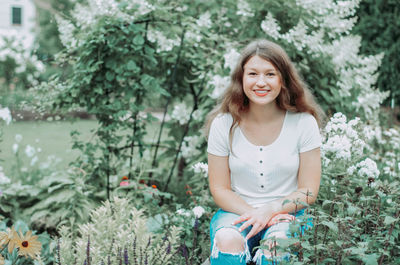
[232,215,249,225]
[238,219,253,232]
[246,223,261,240]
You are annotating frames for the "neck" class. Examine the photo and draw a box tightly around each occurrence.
[246,102,284,123]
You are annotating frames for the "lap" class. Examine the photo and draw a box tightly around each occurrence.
[210,208,311,252]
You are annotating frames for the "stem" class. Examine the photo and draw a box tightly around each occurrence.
[128,22,148,178]
[163,82,202,192]
[313,209,319,265]
[149,27,186,179]
[323,203,335,245]
[106,148,110,200]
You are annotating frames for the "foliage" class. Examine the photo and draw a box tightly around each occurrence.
[57,196,181,264]
[0,139,97,232]
[0,35,44,92]
[353,0,400,107]
[1,0,399,264]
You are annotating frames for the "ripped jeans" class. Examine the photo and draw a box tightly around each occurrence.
[209,209,311,265]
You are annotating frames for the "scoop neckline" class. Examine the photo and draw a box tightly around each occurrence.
[238,111,288,148]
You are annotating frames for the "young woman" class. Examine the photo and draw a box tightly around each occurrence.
[206,39,323,265]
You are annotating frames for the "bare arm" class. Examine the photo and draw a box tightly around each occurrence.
[208,153,253,215]
[233,148,321,239]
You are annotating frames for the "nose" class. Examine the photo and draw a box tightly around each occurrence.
[256,75,267,87]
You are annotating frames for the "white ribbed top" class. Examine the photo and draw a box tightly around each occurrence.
[207,111,321,208]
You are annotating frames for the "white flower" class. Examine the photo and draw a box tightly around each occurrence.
[25,145,36,157]
[171,103,191,125]
[12,143,18,154]
[224,48,240,73]
[15,134,22,142]
[30,156,38,166]
[347,165,356,175]
[56,15,78,50]
[192,162,208,178]
[0,107,12,125]
[176,209,191,217]
[0,167,10,185]
[196,12,212,28]
[356,158,380,179]
[236,0,254,17]
[192,109,203,122]
[209,75,230,99]
[192,206,205,218]
[261,13,281,40]
[181,135,202,159]
[147,29,179,52]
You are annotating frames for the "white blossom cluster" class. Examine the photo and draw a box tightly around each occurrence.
[236,0,254,17]
[147,29,180,52]
[0,166,10,185]
[181,135,203,159]
[382,128,400,150]
[208,75,230,99]
[0,107,12,125]
[57,0,155,51]
[177,205,205,218]
[321,113,365,163]
[192,162,208,178]
[224,48,240,73]
[0,34,44,84]
[382,152,398,178]
[55,16,78,50]
[259,0,388,120]
[196,12,212,29]
[347,157,380,179]
[170,103,190,125]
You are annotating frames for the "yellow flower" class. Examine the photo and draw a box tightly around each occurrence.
[15,230,42,260]
[0,231,7,246]
[0,226,18,253]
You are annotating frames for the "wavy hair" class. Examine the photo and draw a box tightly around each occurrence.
[205,39,324,147]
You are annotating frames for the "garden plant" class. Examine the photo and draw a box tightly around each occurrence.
[0,0,399,264]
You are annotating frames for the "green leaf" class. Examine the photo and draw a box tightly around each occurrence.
[127,60,137,71]
[320,220,338,232]
[362,254,379,265]
[384,215,398,225]
[133,34,144,45]
[106,71,115,81]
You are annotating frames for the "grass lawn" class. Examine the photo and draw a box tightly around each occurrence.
[0,119,98,176]
[0,118,168,177]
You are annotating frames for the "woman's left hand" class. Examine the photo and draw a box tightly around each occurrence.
[232,207,275,240]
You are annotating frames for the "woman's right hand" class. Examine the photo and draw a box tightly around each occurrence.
[232,207,275,240]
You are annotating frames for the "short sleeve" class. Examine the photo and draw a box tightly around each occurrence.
[207,114,231,156]
[298,113,321,153]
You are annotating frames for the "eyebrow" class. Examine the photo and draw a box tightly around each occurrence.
[244,67,276,71]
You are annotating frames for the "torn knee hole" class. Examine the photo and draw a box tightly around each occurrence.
[215,227,245,253]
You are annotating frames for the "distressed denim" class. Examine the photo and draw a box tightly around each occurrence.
[209,208,312,265]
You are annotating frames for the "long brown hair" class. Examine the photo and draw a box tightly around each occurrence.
[205,39,324,147]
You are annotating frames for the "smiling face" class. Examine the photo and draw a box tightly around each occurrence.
[242,55,282,108]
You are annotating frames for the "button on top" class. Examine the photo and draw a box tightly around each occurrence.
[259,160,263,164]
[259,148,263,151]
[260,173,263,176]
[261,185,264,188]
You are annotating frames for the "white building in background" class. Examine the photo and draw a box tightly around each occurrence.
[0,0,36,50]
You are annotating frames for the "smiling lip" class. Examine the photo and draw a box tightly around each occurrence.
[254,90,270,97]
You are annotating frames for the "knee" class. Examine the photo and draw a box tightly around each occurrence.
[214,228,245,253]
